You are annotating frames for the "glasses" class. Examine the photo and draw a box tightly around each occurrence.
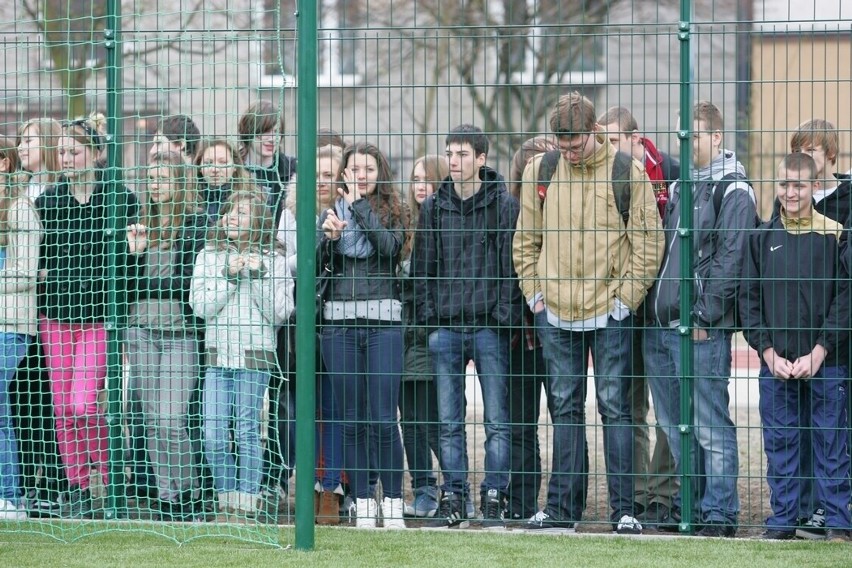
[559,134,591,156]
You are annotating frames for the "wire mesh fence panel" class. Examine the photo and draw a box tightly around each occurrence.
[0,0,851,550]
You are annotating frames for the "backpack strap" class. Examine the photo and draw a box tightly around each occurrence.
[537,149,632,226]
[536,150,562,207]
[712,172,747,216]
[611,151,633,226]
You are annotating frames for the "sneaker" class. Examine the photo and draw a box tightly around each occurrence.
[697,522,736,538]
[0,498,27,520]
[637,502,670,524]
[826,529,851,542]
[760,528,795,540]
[479,489,505,530]
[424,492,468,529]
[525,510,574,532]
[62,487,94,519]
[404,486,438,518]
[355,497,378,528]
[22,489,60,518]
[233,492,258,517]
[615,514,643,535]
[217,491,236,514]
[795,507,826,540]
[656,507,683,533]
[382,497,406,529]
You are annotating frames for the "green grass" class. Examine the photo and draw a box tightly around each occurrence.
[1,524,849,568]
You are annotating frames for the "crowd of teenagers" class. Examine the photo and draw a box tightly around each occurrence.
[0,92,851,541]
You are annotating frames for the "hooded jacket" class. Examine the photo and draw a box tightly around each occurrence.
[412,166,522,330]
[645,150,758,329]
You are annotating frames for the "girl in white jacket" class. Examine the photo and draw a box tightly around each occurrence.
[189,190,293,517]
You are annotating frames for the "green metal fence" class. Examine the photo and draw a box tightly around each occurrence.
[1,0,851,552]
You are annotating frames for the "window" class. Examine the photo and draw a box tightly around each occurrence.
[258,0,363,88]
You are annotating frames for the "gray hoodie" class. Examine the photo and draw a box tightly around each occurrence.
[645,150,757,329]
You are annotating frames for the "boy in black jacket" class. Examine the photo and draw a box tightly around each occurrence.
[740,152,851,541]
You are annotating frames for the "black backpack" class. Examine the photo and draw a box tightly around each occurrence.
[536,150,633,224]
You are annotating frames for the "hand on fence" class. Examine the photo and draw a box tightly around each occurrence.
[126,224,148,255]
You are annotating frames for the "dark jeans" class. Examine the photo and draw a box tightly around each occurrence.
[759,365,850,529]
[429,327,510,496]
[535,312,635,523]
[399,379,441,490]
[321,325,404,500]
[506,340,546,518]
[10,337,68,502]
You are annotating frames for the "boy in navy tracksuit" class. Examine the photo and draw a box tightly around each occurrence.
[740,152,852,541]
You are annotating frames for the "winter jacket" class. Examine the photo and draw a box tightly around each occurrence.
[412,167,522,330]
[399,258,432,381]
[645,150,757,329]
[319,197,404,305]
[246,153,297,224]
[0,197,42,337]
[189,245,293,370]
[513,139,663,321]
[740,212,849,367]
[129,210,209,331]
[36,179,141,323]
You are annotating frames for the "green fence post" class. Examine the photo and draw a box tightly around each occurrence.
[295,0,318,551]
[102,0,127,519]
[677,0,695,534]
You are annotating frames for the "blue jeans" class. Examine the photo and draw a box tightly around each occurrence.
[643,327,740,524]
[535,312,634,523]
[0,333,29,501]
[317,370,343,491]
[759,365,850,529]
[203,367,270,495]
[320,325,404,499]
[429,327,510,496]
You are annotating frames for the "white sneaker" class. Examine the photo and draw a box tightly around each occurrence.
[355,498,378,528]
[616,514,643,535]
[0,498,27,520]
[382,497,406,529]
[218,491,237,514]
[234,492,258,516]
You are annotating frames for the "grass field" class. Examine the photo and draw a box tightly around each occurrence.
[1,524,849,568]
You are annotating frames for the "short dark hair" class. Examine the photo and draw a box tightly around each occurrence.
[445,124,489,158]
[156,114,201,157]
[779,152,818,180]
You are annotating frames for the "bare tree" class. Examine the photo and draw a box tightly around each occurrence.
[19,0,211,119]
[405,0,612,158]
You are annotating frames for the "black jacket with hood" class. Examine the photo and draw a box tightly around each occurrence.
[412,166,522,331]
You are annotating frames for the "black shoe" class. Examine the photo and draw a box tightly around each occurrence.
[761,528,795,540]
[479,489,505,530]
[697,522,736,538]
[23,489,61,519]
[795,507,826,540]
[525,509,574,532]
[638,502,671,525]
[62,487,94,519]
[826,529,851,542]
[424,492,468,529]
[656,507,683,533]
